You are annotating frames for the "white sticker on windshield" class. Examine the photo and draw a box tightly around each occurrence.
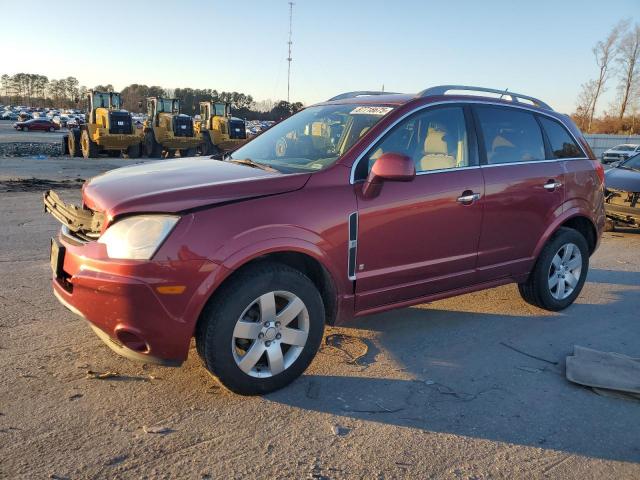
[350,106,393,115]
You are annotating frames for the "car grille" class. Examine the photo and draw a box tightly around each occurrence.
[173,115,194,137]
[109,111,132,134]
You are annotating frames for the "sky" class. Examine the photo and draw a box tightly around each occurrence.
[1,0,639,114]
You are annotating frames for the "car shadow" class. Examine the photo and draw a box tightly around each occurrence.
[267,269,640,463]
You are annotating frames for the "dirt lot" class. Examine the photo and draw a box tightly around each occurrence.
[1,157,639,479]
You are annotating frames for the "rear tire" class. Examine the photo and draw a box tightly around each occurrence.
[49,126,54,132]
[80,129,99,159]
[180,148,196,157]
[518,227,589,311]
[125,142,142,159]
[195,262,325,395]
[144,130,162,158]
[67,129,82,157]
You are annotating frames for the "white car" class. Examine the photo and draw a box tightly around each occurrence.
[602,144,640,164]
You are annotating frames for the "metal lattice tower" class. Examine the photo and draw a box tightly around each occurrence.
[287,2,294,103]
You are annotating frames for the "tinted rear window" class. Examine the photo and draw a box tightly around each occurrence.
[539,117,583,158]
[476,106,545,164]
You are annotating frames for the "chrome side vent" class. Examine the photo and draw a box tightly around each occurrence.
[347,212,358,280]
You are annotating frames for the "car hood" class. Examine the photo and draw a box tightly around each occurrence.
[82,158,311,218]
[605,167,640,192]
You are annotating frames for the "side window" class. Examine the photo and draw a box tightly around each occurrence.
[476,106,545,164]
[538,117,584,159]
[366,107,469,174]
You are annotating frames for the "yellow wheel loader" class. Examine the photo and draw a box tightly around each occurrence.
[196,101,248,156]
[143,97,201,158]
[68,90,143,159]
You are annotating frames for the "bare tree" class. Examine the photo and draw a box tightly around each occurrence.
[615,24,640,120]
[586,21,628,132]
[575,80,598,131]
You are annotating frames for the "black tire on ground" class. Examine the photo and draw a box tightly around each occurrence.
[80,129,99,159]
[125,142,142,159]
[107,150,121,158]
[23,126,28,131]
[195,262,325,395]
[180,148,196,157]
[144,130,162,158]
[68,129,82,157]
[49,126,54,132]
[518,227,589,311]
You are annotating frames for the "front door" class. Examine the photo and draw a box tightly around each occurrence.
[354,105,484,312]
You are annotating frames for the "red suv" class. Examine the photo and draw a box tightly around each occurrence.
[45,86,605,395]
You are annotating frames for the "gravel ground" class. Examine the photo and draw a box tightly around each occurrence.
[0,157,639,479]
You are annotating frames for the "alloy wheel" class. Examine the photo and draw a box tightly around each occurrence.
[548,242,582,300]
[231,290,309,378]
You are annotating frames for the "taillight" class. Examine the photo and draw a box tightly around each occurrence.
[592,160,605,185]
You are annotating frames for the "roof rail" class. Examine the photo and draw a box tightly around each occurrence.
[327,91,400,101]
[417,85,553,110]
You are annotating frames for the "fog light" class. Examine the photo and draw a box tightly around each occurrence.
[115,329,148,353]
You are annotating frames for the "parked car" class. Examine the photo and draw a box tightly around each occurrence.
[44,85,604,395]
[601,144,640,164]
[1,111,18,120]
[604,152,640,228]
[14,118,60,131]
[17,112,33,121]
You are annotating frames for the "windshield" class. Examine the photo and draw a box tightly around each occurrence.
[614,145,637,151]
[92,92,120,109]
[621,153,640,169]
[229,104,395,173]
[158,99,179,114]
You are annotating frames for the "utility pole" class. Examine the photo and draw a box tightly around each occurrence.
[287,2,294,104]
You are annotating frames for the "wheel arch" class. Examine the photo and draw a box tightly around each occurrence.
[534,210,599,259]
[192,242,344,344]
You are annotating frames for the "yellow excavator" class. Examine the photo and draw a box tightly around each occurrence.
[143,97,201,158]
[68,90,143,159]
[196,101,247,156]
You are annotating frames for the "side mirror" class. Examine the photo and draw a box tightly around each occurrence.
[362,152,415,198]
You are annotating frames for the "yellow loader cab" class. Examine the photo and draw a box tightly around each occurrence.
[143,97,201,158]
[197,101,247,156]
[68,91,143,159]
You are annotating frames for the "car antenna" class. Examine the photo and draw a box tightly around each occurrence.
[499,88,509,100]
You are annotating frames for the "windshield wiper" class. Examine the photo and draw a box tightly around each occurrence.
[225,157,279,173]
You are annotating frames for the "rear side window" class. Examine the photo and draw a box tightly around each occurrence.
[539,117,584,158]
[475,106,545,164]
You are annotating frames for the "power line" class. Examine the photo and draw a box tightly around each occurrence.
[287,2,294,103]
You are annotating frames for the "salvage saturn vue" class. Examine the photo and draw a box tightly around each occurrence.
[44,85,605,395]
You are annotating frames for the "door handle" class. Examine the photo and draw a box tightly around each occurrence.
[457,192,481,204]
[543,180,562,191]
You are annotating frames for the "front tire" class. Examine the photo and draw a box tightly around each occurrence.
[196,262,325,395]
[518,227,589,311]
[80,129,99,159]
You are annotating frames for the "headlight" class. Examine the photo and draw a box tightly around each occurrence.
[98,215,179,260]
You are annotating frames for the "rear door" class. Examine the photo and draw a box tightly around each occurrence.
[354,105,484,311]
[473,105,564,281]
